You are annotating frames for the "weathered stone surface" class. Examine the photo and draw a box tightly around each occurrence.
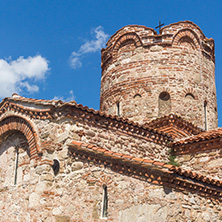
[119,204,167,222]
[177,149,222,180]
[29,192,40,208]
[55,215,70,222]
[71,161,84,171]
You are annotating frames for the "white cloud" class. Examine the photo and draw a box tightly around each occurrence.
[53,90,75,102]
[70,26,109,69]
[20,82,39,93]
[0,55,49,98]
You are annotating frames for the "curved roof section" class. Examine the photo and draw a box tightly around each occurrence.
[103,20,213,50]
[101,20,215,67]
[160,20,206,38]
[106,24,156,47]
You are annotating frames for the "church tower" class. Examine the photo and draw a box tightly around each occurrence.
[100,21,218,130]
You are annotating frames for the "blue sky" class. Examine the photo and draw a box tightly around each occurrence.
[0,0,221,126]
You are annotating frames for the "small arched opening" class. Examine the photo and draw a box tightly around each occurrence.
[185,93,195,100]
[158,92,171,116]
[116,102,121,117]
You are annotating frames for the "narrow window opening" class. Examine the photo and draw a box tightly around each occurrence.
[52,159,60,176]
[101,185,108,218]
[204,101,207,130]
[117,102,120,117]
[14,147,19,185]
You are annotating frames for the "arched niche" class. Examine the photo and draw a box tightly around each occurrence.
[185,93,195,100]
[179,36,196,50]
[113,32,142,55]
[172,29,200,50]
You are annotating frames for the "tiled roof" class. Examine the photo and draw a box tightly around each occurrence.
[2,93,150,126]
[0,94,172,145]
[173,128,222,146]
[69,141,222,198]
[146,113,204,139]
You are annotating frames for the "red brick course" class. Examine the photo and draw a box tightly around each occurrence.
[0,115,41,159]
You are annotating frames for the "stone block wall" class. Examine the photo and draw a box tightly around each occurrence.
[0,110,171,221]
[34,112,169,162]
[100,21,218,130]
[1,152,221,222]
[176,148,222,180]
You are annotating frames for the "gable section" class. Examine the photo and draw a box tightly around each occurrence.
[146,114,204,140]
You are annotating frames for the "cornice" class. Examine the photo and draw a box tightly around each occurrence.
[0,95,172,146]
[69,141,222,199]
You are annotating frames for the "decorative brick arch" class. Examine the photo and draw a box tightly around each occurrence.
[181,87,198,100]
[157,87,175,99]
[0,115,41,159]
[113,32,142,56]
[129,88,146,99]
[172,29,200,50]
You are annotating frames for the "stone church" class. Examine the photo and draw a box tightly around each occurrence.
[0,21,221,221]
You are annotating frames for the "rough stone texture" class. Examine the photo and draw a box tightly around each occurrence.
[100,21,218,130]
[35,117,169,162]
[0,156,221,221]
[176,148,222,180]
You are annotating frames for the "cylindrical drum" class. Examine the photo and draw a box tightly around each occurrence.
[100,21,217,130]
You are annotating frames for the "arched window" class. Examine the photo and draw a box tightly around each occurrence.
[158,92,171,116]
[133,94,142,113]
[101,185,108,218]
[204,101,207,130]
[14,146,19,185]
[116,102,120,117]
[0,132,30,186]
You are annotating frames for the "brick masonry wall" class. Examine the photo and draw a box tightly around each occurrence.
[0,110,221,221]
[100,21,218,130]
[0,111,170,221]
[0,153,221,221]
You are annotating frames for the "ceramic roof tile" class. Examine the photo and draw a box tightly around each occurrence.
[146,113,204,136]
[173,128,222,146]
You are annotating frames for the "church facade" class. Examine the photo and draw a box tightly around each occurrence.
[0,21,221,222]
